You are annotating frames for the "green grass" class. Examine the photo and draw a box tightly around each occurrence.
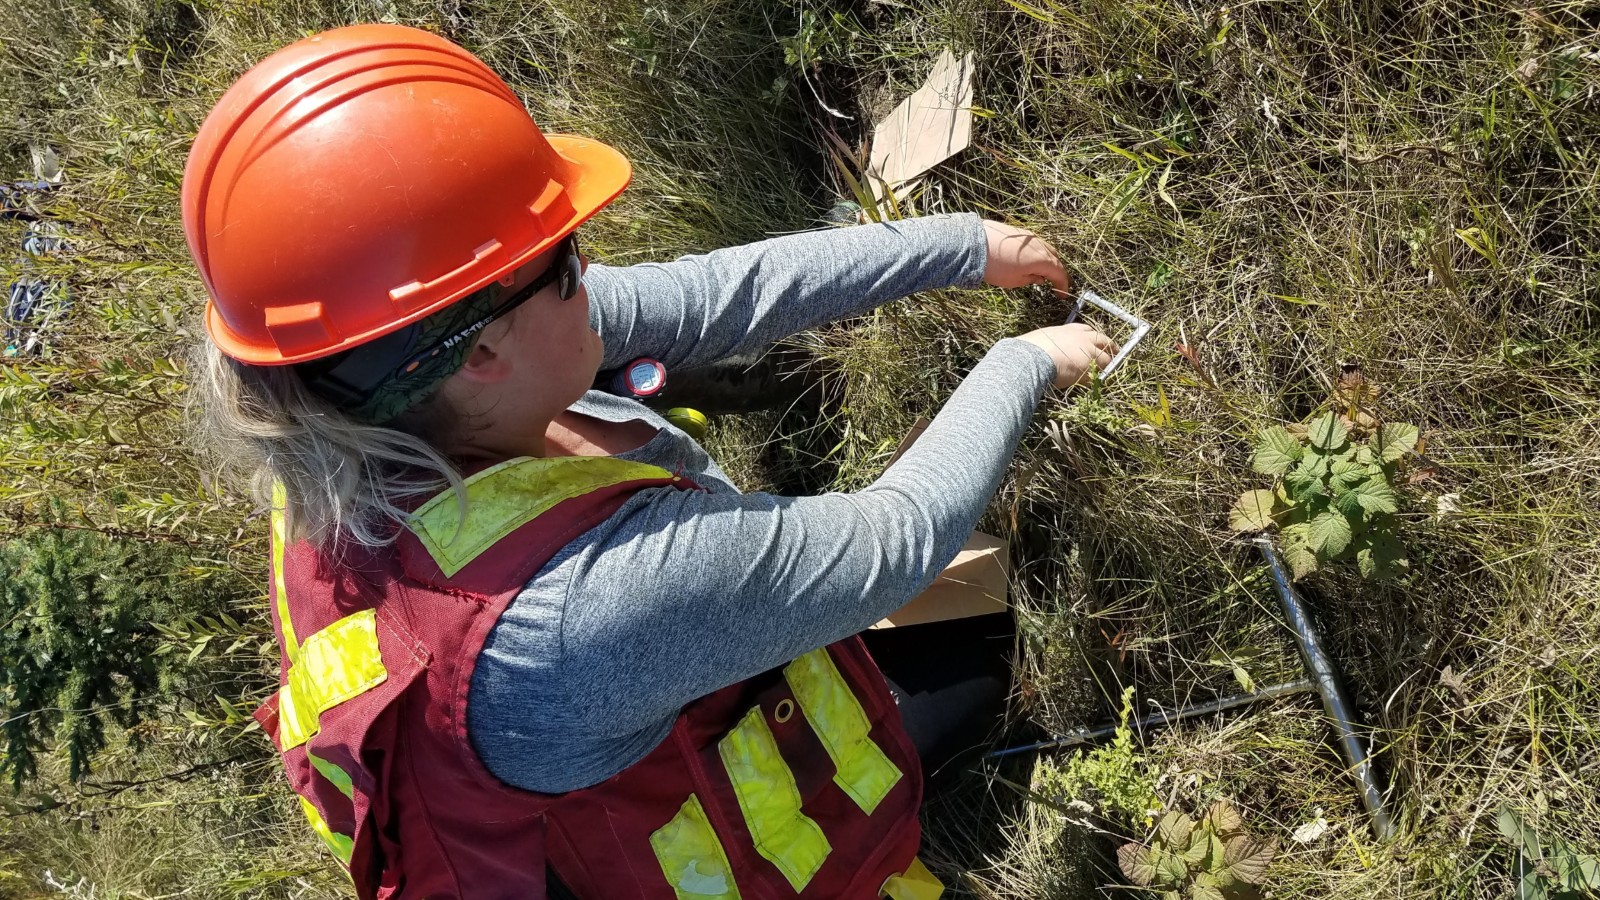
[3,0,1598,897]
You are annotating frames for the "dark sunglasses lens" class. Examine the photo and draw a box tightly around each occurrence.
[560,254,581,300]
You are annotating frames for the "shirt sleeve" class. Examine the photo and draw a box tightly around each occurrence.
[583,213,988,370]
[469,338,1057,791]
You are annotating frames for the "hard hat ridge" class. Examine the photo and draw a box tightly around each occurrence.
[182,24,631,366]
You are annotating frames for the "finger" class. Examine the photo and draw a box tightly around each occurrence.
[1034,262,1071,297]
[1079,342,1114,362]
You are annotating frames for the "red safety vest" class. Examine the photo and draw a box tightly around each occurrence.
[253,456,945,899]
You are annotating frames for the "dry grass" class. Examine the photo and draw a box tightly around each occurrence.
[0,0,1596,897]
[792,1,1600,896]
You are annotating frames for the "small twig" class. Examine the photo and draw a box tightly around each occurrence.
[76,751,255,798]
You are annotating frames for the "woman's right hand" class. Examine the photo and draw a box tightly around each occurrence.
[1016,323,1119,389]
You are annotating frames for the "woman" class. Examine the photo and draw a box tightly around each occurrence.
[186,24,1115,900]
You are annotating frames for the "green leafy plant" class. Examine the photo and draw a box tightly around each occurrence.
[1118,800,1277,900]
[1229,411,1420,579]
[1033,687,1161,826]
[1499,806,1600,900]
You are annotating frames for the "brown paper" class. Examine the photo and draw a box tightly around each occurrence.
[867,49,976,201]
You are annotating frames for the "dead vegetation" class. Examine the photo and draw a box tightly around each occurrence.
[0,0,1596,897]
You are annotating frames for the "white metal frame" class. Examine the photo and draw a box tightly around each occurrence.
[1064,289,1152,377]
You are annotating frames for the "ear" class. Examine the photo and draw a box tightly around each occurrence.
[450,329,515,385]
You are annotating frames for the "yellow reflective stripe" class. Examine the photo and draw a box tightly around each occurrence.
[300,795,354,866]
[408,456,675,577]
[881,857,944,900]
[650,795,742,900]
[785,649,902,815]
[278,610,387,751]
[718,708,830,891]
[308,751,355,800]
[270,481,299,663]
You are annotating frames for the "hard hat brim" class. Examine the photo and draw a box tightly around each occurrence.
[205,133,632,366]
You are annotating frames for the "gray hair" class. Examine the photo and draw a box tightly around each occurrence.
[189,338,467,549]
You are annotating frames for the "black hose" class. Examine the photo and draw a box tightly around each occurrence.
[1255,536,1395,841]
[986,679,1315,759]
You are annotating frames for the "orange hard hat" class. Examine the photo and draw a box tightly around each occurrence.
[182,24,631,365]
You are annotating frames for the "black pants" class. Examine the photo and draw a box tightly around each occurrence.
[548,615,1014,897]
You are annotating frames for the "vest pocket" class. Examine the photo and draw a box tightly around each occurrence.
[784,648,903,815]
[277,621,423,887]
[717,707,832,891]
[649,794,743,900]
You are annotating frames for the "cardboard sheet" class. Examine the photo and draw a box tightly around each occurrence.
[868,49,976,200]
[873,416,1011,628]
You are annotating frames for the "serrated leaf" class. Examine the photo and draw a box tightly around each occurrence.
[1157,811,1197,849]
[1284,466,1326,503]
[1329,459,1366,491]
[1230,489,1281,532]
[1220,835,1276,884]
[1307,509,1355,556]
[1188,877,1225,900]
[1282,539,1319,579]
[1348,477,1398,515]
[1251,426,1303,475]
[1334,489,1366,519]
[1354,531,1407,580]
[1119,842,1158,886]
[1300,450,1332,476]
[1306,413,1349,451]
[1374,422,1420,463]
[1202,831,1230,877]
[1356,445,1375,465]
[1176,829,1209,865]
[1206,799,1245,837]
[1153,846,1190,887]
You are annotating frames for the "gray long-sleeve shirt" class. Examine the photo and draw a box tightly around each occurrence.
[467,213,1058,792]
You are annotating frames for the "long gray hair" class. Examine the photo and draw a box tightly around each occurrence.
[189,338,467,549]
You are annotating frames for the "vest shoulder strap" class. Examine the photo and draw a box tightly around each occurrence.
[397,455,692,593]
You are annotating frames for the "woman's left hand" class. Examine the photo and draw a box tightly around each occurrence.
[981,220,1072,297]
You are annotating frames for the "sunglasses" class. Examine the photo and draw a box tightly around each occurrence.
[299,234,583,411]
[392,233,583,378]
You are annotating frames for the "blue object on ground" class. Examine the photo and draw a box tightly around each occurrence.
[2,163,71,355]
[23,221,68,255]
[1,180,55,219]
[4,278,70,357]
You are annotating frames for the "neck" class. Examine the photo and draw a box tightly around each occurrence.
[445,415,553,464]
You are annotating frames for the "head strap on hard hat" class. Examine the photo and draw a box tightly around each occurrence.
[299,235,584,424]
